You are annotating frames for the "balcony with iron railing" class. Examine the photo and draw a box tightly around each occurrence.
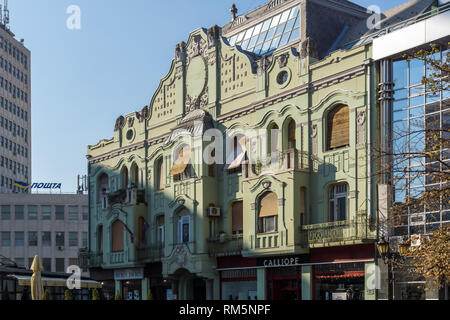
[107,188,146,207]
[298,213,377,248]
[79,251,103,269]
[242,149,309,180]
[136,243,165,263]
[208,234,243,257]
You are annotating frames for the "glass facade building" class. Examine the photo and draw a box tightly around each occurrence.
[392,46,450,237]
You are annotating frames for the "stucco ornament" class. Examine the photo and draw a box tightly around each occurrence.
[114,116,125,131]
[277,53,289,68]
[185,35,209,113]
[175,245,188,268]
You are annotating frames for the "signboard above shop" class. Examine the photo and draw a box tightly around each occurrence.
[257,255,309,268]
[114,268,144,281]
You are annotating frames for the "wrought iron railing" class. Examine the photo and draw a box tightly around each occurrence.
[242,150,309,179]
[299,214,377,246]
[208,234,243,256]
[136,244,165,262]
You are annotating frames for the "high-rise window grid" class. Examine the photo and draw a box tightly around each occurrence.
[392,46,450,236]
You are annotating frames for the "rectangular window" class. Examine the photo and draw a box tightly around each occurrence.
[42,232,51,247]
[55,232,65,247]
[258,216,278,234]
[82,206,88,220]
[41,206,51,220]
[15,232,24,246]
[42,258,52,272]
[157,216,165,244]
[15,205,24,220]
[69,206,79,220]
[28,232,38,246]
[69,232,78,247]
[329,184,348,222]
[1,205,11,220]
[28,205,38,220]
[55,258,65,273]
[82,232,88,247]
[55,206,65,220]
[1,232,11,246]
[178,216,190,244]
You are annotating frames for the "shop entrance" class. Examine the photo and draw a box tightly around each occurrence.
[267,267,302,300]
[122,279,142,301]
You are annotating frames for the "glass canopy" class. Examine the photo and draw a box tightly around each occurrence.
[228,5,300,56]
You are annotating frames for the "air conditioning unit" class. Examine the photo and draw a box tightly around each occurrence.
[411,235,421,247]
[207,207,221,217]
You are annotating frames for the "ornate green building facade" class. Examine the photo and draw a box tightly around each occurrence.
[85,0,380,300]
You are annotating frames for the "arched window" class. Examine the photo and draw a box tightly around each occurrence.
[258,192,279,234]
[97,173,109,203]
[268,123,279,156]
[327,105,349,150]
[287,119,296,149]
[121,166,129,190]
[155,157,165,191]
[137,217,148,247]
[226,135,246,174]
[170,145,192,182]
[232,201,243,235]
[157,215,165,244]
[111,220,124,252]
[177,208,191,244]
[329,183,348,222]
[131,164,139,188]
[97,225,103,253]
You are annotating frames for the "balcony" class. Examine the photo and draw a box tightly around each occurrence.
[107,188,146,206]
[107,189,127,205]
[136,244,165,262]
[79,251,103,269]
[108,250,128,264]
[242,149,309,179]
[208,234,243,257]
[299,214,377,248]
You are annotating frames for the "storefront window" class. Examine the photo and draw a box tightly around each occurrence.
[314,263,365,301]
[221,269,257,300]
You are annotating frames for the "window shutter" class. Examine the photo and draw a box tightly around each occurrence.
[327,105,349,150]
[111,220,124,252]
[232,201,243,233]
[259,192,279,218]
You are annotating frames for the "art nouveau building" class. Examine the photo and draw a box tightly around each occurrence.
[84,0,439,300]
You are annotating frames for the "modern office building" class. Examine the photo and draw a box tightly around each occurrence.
[368,0,450,300]
[0,194,89,276]
[85,0,449,300]
[0,16,31,194]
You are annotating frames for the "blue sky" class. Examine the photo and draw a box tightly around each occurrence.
[8,0,407,193]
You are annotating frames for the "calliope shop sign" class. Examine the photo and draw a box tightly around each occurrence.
[260,255,307,268]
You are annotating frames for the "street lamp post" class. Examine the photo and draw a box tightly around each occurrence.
[377,237,410,300]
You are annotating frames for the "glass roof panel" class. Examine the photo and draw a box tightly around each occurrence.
[289,6,299,19]
[280,10,291,24]
[229,5,301,56]
[270,14,281,29]
[253,23,263,36]
[244,27,255,40]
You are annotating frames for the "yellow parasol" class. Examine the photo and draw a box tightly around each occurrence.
[30,255,44,300]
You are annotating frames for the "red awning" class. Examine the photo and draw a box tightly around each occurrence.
[315,271,365,280]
